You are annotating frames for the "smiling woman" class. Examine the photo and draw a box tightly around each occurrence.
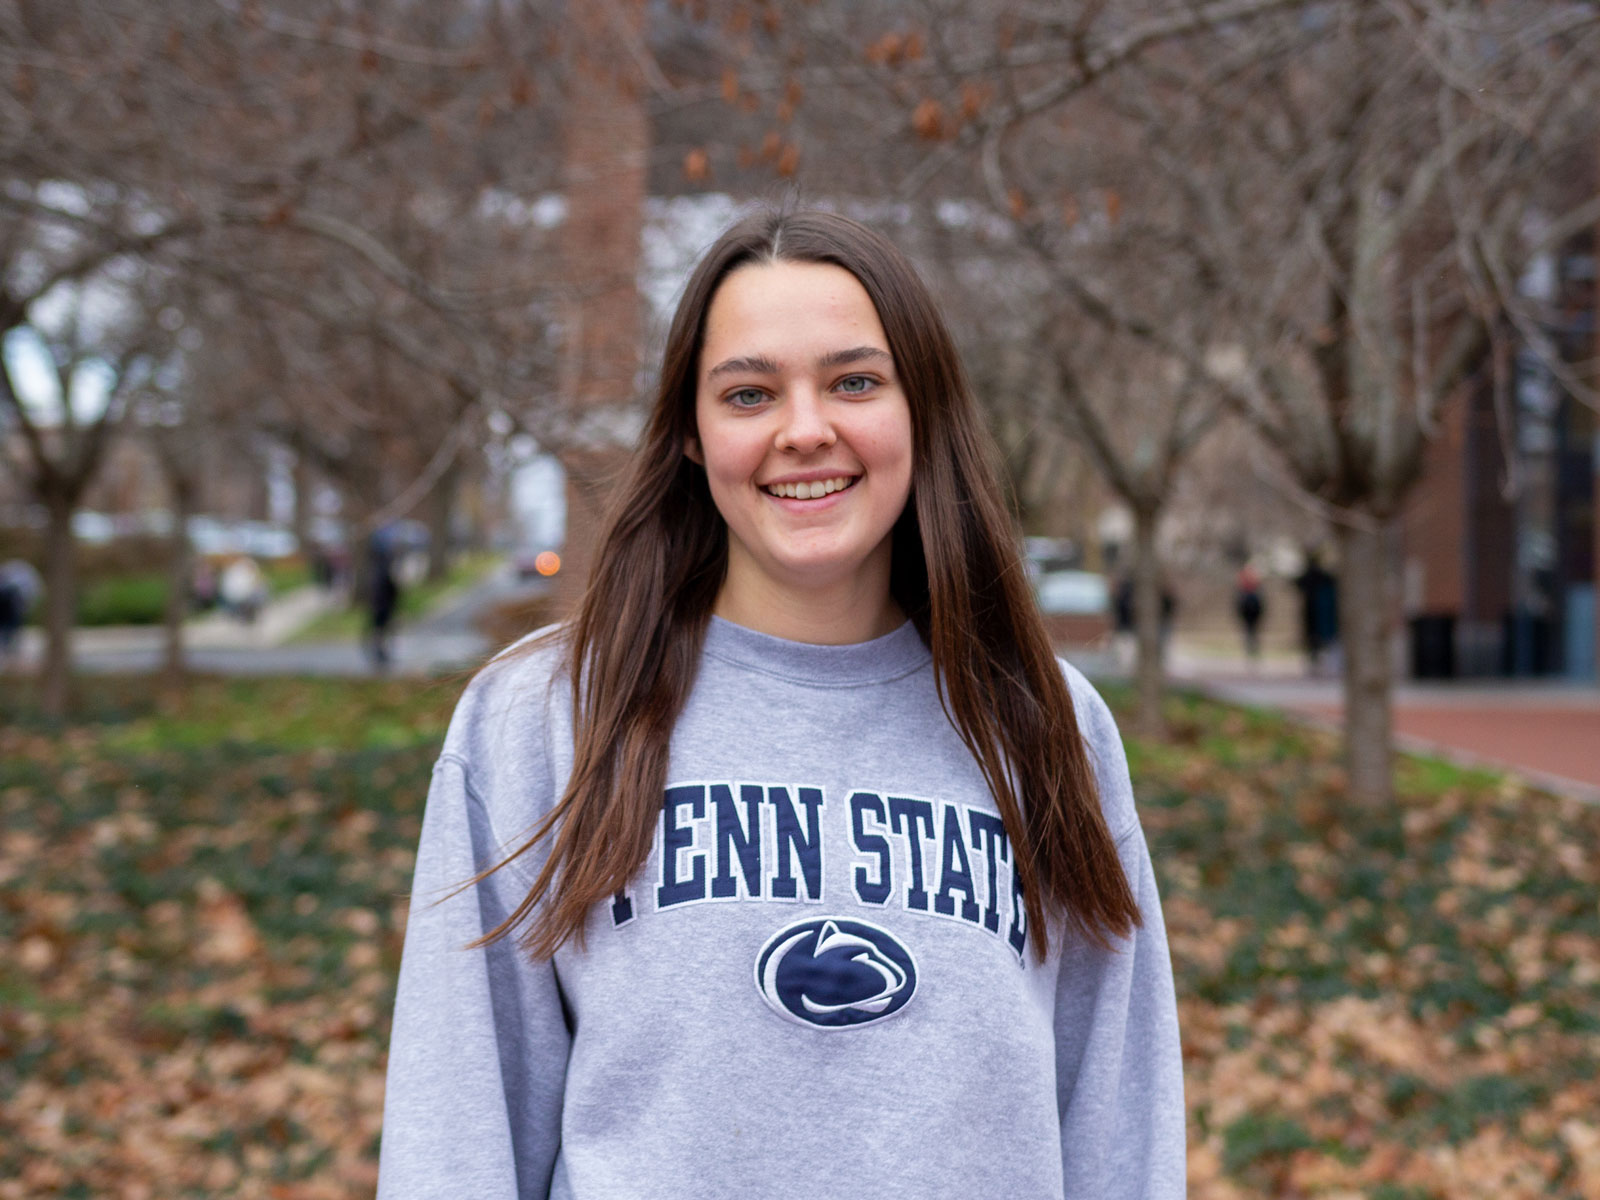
[378,210,1185,1200]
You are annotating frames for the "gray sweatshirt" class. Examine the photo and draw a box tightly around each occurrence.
[378,617,1185,1199]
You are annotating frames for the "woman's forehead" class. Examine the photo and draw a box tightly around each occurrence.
[699,260,890,373]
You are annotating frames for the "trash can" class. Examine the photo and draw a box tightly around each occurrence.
[1409,613,1456,679]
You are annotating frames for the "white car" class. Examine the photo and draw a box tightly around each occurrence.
[1033,570,1110,616]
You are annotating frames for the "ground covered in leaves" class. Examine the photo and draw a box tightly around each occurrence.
[2,677,1598,1197]
[1126,691,1600,1200]
[1,678,459,1199]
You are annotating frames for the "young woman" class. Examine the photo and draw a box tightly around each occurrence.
[378,210,1184,1199]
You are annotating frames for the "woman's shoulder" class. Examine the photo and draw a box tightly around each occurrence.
[437,623,573,774]
[1055,657,1140,842]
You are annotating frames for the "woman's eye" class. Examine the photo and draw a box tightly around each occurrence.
[727,388,766,408]
[836,375,875,395]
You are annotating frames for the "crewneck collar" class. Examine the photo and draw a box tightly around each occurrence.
[702,615,931,686]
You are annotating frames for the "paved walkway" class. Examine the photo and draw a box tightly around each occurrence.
[13,584,345,660]
[16,606,1600,801]
[6,566,543,680]
[1171,646,1600,803]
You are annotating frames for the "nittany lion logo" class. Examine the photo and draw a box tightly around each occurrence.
[754,917,917,1029]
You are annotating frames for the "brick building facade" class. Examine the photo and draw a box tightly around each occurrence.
[1402,232,1598,680]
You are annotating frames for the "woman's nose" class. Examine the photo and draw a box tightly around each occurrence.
[774,390,836,453]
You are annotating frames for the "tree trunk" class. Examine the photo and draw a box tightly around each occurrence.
[1132,504,1166,738]
[1335,513,1396,805]
[291,452,314,561]
[425,457,459,583]
[40,491,77,719]
[553,0,647,619]
[162,478,194,688]
[553,451,627,614]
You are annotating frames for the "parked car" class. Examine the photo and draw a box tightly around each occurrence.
[1032,569,1111,646]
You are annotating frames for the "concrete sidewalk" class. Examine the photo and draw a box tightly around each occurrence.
[13,584,345,660]
[1172,646,1600,803]
[6,565,532,680]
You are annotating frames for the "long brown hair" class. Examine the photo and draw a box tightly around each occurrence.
[480,209,1139,962]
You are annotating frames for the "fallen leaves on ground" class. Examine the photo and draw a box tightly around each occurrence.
[1120,689,1600,1199]
[0,677,458,1199]
[2,677,1597,1197]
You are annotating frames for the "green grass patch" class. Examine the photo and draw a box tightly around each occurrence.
[1221,1112,1315,1173]
[261,558,311,596]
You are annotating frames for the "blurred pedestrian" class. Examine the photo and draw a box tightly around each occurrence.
[1111,571,1136,668]
[1112,573,1176,664]
[328,542,351,592]
[310,542,336,590]
[218,556,265,624]
[190,559,218,612]
[0,559,41,666]
[1113,571,1134,635]
[365,533,400,672]
[379,211,1184,1199]
[1294,551,1339,676]
[1235,563,1265,660]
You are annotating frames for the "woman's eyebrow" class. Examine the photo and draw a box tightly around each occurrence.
[817,346,892,370]
[704,345,892,380]
[705,354,781,379]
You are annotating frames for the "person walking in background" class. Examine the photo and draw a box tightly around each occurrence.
[190,559,218,613]
[1116,574,1177,635]
[365,533,401,672]
[0,559,41,667]
[377,210,1184,1199]
[1111,570,1136,668]
[1235,562,1266,661]
[219,556,266,624]
[0,574,18,663]
[1294,551,1339,676]
[309,541,336,590]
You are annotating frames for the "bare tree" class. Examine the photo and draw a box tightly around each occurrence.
[137,390,206,688]
[0,1,576,700]
[1055,3,1598,803]
[833,0,1600,802]
[901,200,1221,733]
[1051,329,1222,736]
[0,262,168,714]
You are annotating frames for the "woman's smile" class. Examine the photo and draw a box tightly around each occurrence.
[760,474,859,500]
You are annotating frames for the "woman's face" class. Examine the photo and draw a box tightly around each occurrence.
[687,260,914,618]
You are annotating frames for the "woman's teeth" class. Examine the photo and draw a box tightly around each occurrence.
[765,476,854,500]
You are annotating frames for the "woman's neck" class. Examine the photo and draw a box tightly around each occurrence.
[712,575,905,645]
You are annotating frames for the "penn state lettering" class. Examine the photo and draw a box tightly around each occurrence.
[611,781,1028,959]
[850,790,1026,958]
[648,782,825,911]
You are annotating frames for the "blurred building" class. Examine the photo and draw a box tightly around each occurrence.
[1402,230,1597,681]
[0,426,276,533]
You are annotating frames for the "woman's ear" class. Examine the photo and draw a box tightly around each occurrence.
[683,435,703,465]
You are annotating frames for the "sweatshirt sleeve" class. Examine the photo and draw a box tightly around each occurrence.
[377,753,570,1200]
[1054,675,1187,1198]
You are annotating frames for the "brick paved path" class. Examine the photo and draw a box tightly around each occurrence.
[1176,665,1600,802]
[1300,699,1600,794]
